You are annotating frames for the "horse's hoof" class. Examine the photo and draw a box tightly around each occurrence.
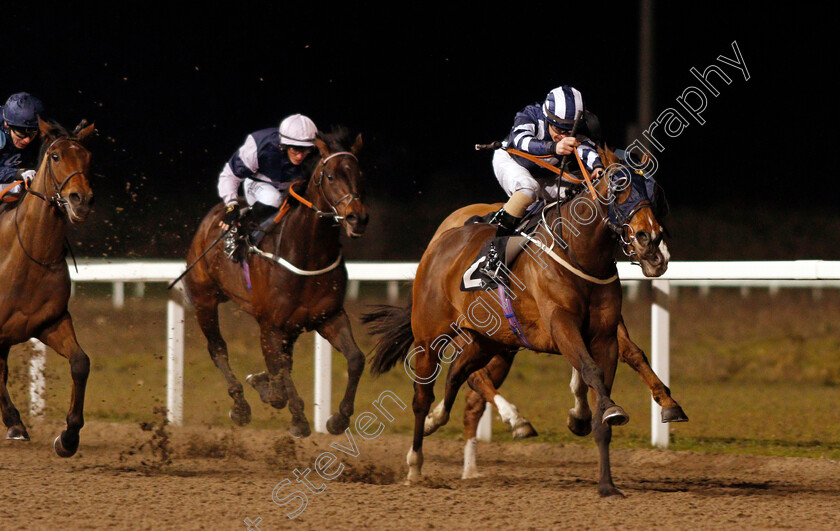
[661,406,689,423]
[289,422,311,439]
[598,484,626,498]
[229,402,252,426]
[461,468,482,480]
[245,372,269,389]
[567,414,592,437]
[54,432,78,458]
[326,413,350,435]
[5,426,30,441]
[512,421,538,439]
[602,406,629,426]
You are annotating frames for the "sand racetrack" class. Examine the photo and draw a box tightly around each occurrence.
[2,420,838,530]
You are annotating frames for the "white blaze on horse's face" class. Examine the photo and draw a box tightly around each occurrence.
[628,209,669,277]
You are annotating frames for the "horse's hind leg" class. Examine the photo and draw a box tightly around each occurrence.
[618,318,688,422]
[194,300,252,426]
[37,314,89,457]
[0,345,29,441]
[259,324,309,438]
[424,336,494,446]
[316,309,365,435]
[406,340,438,484]
[465,348,536,439]
[567,368,592,436]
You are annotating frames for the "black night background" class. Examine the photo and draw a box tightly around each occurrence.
[5,2,838,261]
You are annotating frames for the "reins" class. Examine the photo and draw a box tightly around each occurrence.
[255,150,359,276]
[12,136,88,268]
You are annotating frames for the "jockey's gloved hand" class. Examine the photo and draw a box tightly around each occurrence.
[15,169,36,183]
[221,204,239,229]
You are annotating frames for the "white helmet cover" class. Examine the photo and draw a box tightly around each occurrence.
[278,114,317,147]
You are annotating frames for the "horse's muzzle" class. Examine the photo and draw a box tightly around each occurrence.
[344,211,369,238]
[66,192,94,223]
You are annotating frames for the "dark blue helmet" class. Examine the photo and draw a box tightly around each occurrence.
[2,92,44,129]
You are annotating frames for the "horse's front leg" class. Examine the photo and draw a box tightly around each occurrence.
[315,309,364,435]
[38,313,89,457]
[0,345,29,441]
[588,332,624,497]
[549,311,628,427]
[617,318,688,423]
[259,323,309,437]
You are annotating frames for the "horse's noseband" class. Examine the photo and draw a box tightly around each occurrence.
[315,151,361,223]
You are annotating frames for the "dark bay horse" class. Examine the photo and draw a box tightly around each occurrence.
[365,157,669,496]
[0,117,96,456]
[184,129,368,438]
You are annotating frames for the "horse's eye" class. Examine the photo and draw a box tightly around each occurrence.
[327,173,334,181]
[51,153,60,161]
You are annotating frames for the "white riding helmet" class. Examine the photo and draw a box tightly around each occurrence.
[278,114,317,147]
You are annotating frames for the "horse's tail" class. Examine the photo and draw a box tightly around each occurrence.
[362,288,415,377]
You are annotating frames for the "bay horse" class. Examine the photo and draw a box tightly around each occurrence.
[365,154,669,496]
[0,117,96,456]
[184,128,368,438]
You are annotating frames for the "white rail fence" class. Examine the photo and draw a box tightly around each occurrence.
[26,259,840,449]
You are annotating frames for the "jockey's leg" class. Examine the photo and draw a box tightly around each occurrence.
[243,179,283,246]
[491,149,539,238]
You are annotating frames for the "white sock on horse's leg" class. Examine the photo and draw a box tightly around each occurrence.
[462,438,480,479]
[493,394,525,430]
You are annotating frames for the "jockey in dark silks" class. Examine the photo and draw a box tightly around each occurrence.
[217,114,318,247]
[491,85,605,237]
[0,92,44,198]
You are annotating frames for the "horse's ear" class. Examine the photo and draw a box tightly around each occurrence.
[76,122,96,145]
[38,116,57,141]
[351,133,363,155]
[314,137,330,159]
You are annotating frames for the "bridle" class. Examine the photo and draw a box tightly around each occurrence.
[312,151,362,224]
[25,136,89,211]
[602,183,663,262]
[14,135,90,267]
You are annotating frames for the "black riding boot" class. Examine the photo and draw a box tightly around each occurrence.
[493,208,522,238]
[248,202,280,247]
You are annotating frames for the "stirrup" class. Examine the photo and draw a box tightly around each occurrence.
[478,243,505,282]
[223,226,243,262]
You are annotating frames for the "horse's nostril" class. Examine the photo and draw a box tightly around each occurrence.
[346,213,358,223]
[69,193,82,204]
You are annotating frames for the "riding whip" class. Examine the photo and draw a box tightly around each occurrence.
[167,225,234,290]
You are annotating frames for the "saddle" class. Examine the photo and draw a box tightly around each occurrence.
[460,200,546,292]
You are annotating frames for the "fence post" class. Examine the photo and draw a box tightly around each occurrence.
[650,279,670,448]
[29,339,46,419]
[166,298,185,426]
[313,333,332,433]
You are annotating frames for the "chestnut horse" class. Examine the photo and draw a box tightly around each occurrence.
[0,117,96,456]
[426,165,686,478]
[184,129,368,437]
[365,157,669,496]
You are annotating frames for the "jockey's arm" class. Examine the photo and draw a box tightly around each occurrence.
[217,134,260,206]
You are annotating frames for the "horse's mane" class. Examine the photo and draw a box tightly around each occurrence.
[318,125,354,153]
[301,125,356,177]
